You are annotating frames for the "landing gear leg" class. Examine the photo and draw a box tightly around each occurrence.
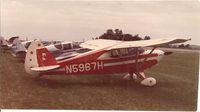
[123,72,137,80]
[133,47,157,87]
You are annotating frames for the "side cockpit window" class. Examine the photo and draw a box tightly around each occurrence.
[63,43,72,50]
[111,49,120,57]
[120,48,129,56]
[110,48,144,57]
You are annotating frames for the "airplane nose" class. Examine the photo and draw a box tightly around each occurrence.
[156,50,164,56]
[154,50,165,61]
[155,50,173,62]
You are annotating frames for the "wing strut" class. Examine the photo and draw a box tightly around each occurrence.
[131,47,156,80]
[133,48,146,79]
[135,47,139,71]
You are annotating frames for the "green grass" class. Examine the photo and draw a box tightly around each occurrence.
[0,50,199,110]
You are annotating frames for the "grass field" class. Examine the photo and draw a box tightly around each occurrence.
[0,50,199,110]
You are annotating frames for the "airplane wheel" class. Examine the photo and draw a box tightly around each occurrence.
[140,77,156,87]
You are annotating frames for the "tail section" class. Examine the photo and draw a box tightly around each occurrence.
[0,36,8,47]
[36,46,57,66]
[25,40,57,75]
[11,38,27,58]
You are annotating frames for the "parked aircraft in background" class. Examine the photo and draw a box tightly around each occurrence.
[0,36,31,51]
[11,38,33,58]
[24,38,190,86]
[45,41,83,60]
[0,36,9,48]
[11,38,27,58]
[10,37,82,60]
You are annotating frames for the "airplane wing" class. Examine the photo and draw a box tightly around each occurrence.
[30,65,60,72]
[80,39,123,50]
[80,38,191,50]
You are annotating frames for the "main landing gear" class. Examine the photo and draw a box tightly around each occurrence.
[123,72,156,87]
[123,47,157,87]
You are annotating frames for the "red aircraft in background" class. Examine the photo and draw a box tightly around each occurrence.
[24,38,190,86]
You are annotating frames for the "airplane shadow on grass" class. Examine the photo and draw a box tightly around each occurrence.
[31,74,163,89]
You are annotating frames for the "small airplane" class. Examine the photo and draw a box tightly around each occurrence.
[24,38,190,86]
[45,41,82,60]
[46,41,79,52]
[0,36,32,51]
[11,38,33,58]
[0,36,11,50]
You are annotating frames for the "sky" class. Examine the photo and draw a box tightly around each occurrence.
[1,0,200,45]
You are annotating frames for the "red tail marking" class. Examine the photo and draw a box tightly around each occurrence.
[36,48,57,66]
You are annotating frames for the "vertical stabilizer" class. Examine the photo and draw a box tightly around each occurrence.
[24,40,57,75]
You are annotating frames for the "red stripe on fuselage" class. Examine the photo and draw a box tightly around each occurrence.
[40,60,158,75]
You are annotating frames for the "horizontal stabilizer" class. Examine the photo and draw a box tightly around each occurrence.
[30,65,60,72]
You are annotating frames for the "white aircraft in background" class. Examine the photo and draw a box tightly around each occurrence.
[0,36,12,49]
[11,38,33,58]
[10,38,82,60]
[45,41,82,60]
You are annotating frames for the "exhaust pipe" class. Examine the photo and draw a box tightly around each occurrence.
[164,51,173,55]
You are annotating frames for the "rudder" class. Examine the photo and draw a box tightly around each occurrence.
[24,40,57,75]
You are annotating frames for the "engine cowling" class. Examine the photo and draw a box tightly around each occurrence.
[140,77,156,86]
